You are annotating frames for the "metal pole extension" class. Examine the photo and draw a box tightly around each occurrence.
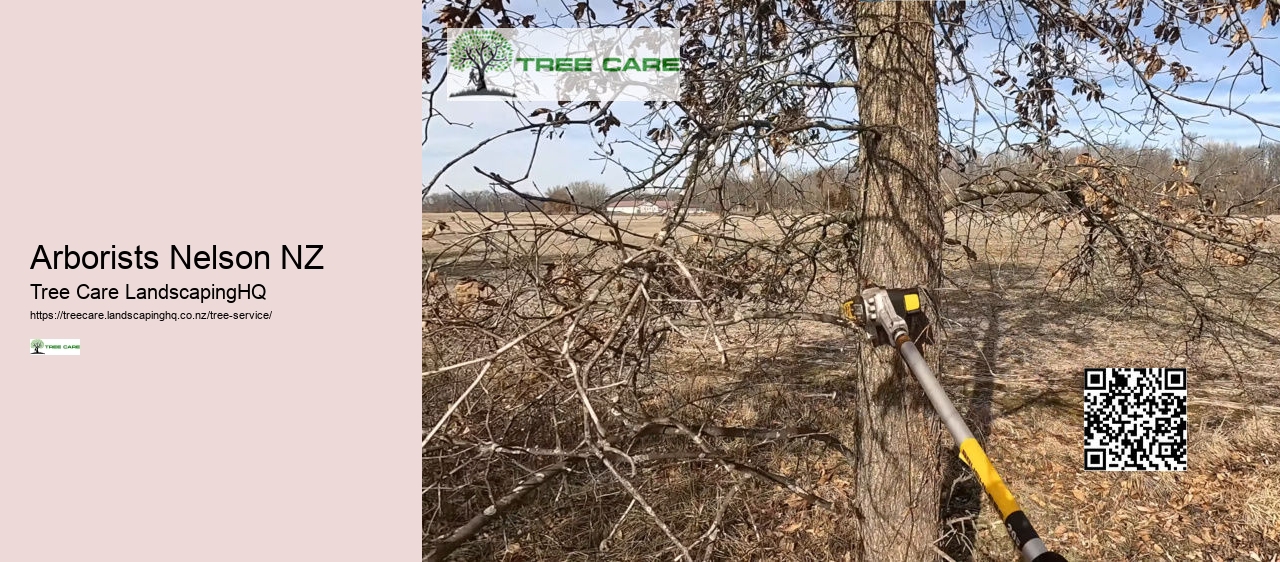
[847,286,1066,562]
[895,339,1063,562]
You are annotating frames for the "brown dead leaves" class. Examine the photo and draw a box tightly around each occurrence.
[424,220,449,240]
[423,271,499,308]
[1072,154,1121,220]
[1072,154,1269,269]
[453,278,497,306]
[1212,246,1250,266]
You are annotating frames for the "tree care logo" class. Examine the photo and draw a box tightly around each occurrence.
[30,339,81,355]
[446,28,680,102]
[448,30,517,98]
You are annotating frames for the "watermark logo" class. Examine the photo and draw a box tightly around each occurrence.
[30,339,80,355]
[447,28,681,102]
[449,30,517,98]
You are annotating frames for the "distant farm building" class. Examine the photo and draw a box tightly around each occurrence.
[609,199,663,215]
[608,199,709,215]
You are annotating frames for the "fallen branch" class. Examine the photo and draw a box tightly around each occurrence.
[595,448,695,562]
[669,310,855,329]
[424,461,571,562]
[634,420,858,462]
[635,419,836,510]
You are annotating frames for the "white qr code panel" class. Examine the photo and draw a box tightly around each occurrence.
[1084,368,1187,471]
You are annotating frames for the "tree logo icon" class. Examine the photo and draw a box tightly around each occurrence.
[448,29,516,98]
[30,339,45,354]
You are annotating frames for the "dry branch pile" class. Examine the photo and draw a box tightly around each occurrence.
[423,206,875,561]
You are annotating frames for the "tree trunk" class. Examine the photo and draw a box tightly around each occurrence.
[850,1,947,559]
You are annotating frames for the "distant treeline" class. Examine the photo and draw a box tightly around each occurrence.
[423,181,611,213]
[423,191,543,213]
[425,141,1280,215]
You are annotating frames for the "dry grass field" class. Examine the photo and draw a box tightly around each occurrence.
[424,212,782,256]
[424,211,1280,561]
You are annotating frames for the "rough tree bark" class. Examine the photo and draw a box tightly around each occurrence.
[850,1,947,559]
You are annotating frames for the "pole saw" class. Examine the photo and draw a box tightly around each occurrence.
[841,286,1067,562]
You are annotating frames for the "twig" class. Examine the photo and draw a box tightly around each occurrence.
[596,448,695,562]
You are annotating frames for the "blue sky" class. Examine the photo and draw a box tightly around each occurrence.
[423,2,1280,195]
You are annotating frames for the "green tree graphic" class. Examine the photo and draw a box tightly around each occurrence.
[449,30,514,94]
[30,339,44,354]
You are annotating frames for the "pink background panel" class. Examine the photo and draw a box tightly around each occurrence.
[0,2,422,560]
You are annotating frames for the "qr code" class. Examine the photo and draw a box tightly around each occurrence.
[1083,368,1187,471]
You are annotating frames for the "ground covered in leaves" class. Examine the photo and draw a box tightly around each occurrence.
[424,213,1280,561]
